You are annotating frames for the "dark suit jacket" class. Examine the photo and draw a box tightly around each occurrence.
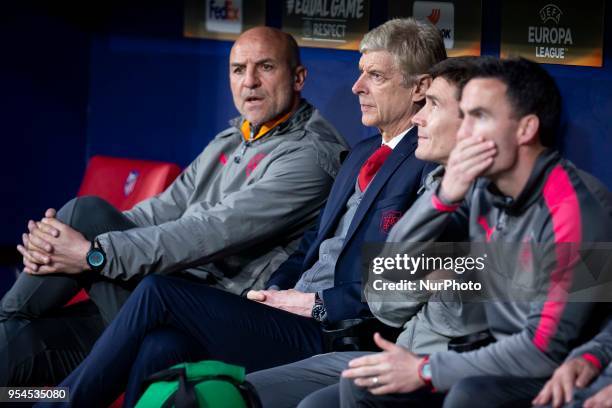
[267,127,435,322]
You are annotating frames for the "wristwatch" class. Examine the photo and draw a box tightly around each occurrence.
[311,292,328,323]
[86,239,106,272]
[418,355,434,391]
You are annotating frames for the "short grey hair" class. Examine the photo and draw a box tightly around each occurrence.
[360,18,447,86]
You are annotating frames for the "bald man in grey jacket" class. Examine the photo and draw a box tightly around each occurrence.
[0,27,348,386]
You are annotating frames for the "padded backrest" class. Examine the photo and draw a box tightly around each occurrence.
[77,155,182,211]
[65,155,181,308]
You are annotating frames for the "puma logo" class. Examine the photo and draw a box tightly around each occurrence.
[427,8,441,25]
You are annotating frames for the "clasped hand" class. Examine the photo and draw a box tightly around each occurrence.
[16,208,90,275]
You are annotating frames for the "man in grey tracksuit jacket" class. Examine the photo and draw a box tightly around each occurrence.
[389,150,611,391]
[0,99,347,386]
[366,165,486,355]
[0,27,348,386]
[340,148,612,408]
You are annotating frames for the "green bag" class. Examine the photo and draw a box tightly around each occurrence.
[135,360,262,408]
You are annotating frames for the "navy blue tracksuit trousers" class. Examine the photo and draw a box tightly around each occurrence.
[40,275,325,407]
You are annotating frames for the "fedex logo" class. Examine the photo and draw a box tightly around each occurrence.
[209,0,240,21]
[413,1,455,49]
[206,0,243,34]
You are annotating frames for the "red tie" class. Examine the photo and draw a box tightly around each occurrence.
[358,145,393,191]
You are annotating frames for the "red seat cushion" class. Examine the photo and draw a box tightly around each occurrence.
[65,155,181,307]
[77,155,181,211]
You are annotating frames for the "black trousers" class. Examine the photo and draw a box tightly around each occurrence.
[0,196,139,386]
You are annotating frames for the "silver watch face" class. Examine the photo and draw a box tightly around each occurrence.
[312,304,327,322]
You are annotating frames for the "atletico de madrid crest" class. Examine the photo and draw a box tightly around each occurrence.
[124,170,139,196]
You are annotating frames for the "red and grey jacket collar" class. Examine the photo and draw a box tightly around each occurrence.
[483,149,561,215]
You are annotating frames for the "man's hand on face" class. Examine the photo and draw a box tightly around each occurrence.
[342,333,425,395]
[17,215,90,275]
[532,357,601,407]
[439,136,496,203]
[584,383,612,408]
[246,289,315,317]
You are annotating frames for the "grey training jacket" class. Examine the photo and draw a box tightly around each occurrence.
[96,100,349,295]
[366,166,487,355]
[382,150,612,391]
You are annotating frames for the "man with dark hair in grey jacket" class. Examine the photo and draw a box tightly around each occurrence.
[0,26,348,386]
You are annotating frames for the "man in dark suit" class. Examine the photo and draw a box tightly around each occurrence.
[44,18,447,407]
